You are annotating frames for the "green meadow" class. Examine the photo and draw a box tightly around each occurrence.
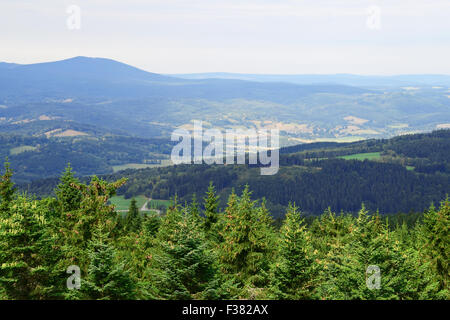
[112,160,173,173]
[338,152,382,161]
[147,199,172,210]
[10,145,37,155]
[109,195,149,211]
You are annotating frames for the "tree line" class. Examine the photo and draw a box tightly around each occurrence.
[17,130,450,218]
[0,162,448,300]
[0,132,173,183]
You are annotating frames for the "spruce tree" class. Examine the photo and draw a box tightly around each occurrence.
[219,186,274,296]
[187,193,201,223]
[203,182,219,231]
[322,204,432,299]
[0,196,56,299]
[78,227,137,300]
[55,164,82,212]
[309,207,354,259]
[142,214,161,237]
[420,199,449,296]
[55,174,127,281]
[391,222,443,299]
[125,198,142,232]
[0,160,15,214]
[152,203,223,299]
[270,203,319,299]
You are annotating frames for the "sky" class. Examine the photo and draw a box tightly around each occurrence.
[1,0,449,75]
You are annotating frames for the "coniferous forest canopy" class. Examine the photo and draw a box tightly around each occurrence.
[0,162,448,300]
[20,130,450,219]
[0,131,449,300]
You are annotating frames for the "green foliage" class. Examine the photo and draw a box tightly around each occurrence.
[318,205,443,300]
[0,159,15,213]
[270,203,319,299]
[0,132,173,183]
[152,204,224,299]
[124,198,142,232]
[219,186,275,297]
[20,130,450,219]
[142,214,161,237]
[204,182,219,231]
[0,195,56,299]
[420,199,449,295]
[187,193,201,222]
[0,160,448,300]
[55,163,82,212]
[77,227,137,300]
[54,174,127,273]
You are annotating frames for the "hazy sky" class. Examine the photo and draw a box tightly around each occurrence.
[1,0,449,74]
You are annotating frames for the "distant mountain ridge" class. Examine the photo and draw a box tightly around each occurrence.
[170,72,450,87]
[0,56,176,82]
[0,56,448,143]
[0,56,368,101]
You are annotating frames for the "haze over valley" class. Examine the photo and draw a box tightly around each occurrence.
[1,56,449,144]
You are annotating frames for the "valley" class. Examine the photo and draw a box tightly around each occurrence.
[19,130,450,219]
[1,57,449,145]
[1,57,449,186]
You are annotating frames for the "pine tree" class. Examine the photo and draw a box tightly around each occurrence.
[77,227,137,300]
[219,186,275,297]
[54,174,127,281]
[203,182,219,231]
[0,196,56,299]
[142,214,161,237]
[391,222,443,300]
[1,159,448,301]
[187,193,201,223]
[247,198,275,288]
[310,207,354,257]
[152,203,223,299]
[0,160,15,214]
[125,198,142,232]
[322,204,433,299]
[55,164,82,212]
[420,199,449,296]
[270,203,319,299]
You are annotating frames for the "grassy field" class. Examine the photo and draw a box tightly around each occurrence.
[109,195,148,211]
[147,199,172,210]
[313,137,366,143]
[10,145,37,155]
[112,160,173,173]
[109,196,172,214]
[338,152,415,171]
[338,152,382,161]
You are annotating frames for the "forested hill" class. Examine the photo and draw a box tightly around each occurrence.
[0,132,173,183]
[20,130,450,218]
[2,156,448,300]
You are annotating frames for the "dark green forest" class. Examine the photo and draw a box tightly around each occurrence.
[0,161,448,300]
[19,130,450,218]
[114,130,450,216]
[0,133,173,182]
